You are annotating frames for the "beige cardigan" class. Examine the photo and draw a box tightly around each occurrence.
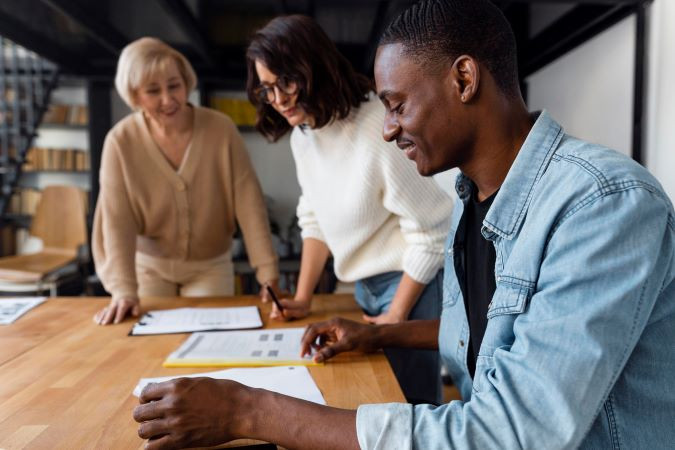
[92,106,279,300]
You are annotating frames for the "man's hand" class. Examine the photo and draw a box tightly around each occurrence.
[300,318,380,363]
[133,377,250,450]
[93,296,140,325]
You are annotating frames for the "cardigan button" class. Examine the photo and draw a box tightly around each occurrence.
[177,182,186,191]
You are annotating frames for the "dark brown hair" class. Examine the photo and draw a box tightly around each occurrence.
[246,15,372,142]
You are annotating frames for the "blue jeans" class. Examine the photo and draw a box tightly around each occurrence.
[355,270,443,405]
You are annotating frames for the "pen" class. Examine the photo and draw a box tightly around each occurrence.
[265,285,285,315]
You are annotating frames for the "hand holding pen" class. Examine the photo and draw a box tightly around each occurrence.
[264,285,312,321]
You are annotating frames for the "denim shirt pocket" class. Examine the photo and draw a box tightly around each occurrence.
[473,277,534,394]
[486,277,533,319]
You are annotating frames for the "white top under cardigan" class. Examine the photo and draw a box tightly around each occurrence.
[291,96,453,284]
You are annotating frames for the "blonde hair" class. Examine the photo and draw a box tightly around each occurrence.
[114,37,197,109]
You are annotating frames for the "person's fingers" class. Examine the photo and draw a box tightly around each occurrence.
[100,304,117,325]
[131,303,140,317]
[269,304,288,322]
[139,382,170,404]
[314,338,352,363]
[280,299,309,319]
[114,301,131,324]
[93,308,105,324]
[133,400,164,423]
[143,433,175,450]
[362,313,378,324]
[300,322,333,357]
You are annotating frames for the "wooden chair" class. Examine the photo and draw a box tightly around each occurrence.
[0,185,88,295]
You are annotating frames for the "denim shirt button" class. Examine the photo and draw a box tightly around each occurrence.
[459,340,465,347]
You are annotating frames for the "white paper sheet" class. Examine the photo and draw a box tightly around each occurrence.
[164,327,314,366]
[130,306,263,335]
[133,366,325,404]
[0,297,47,325]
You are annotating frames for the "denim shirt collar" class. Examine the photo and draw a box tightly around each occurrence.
[454,110,564,241]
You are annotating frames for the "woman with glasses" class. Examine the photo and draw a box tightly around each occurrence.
[246,15,453,405]
[92,37,281,325]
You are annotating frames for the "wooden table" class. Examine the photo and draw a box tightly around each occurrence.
[0,295,405,449]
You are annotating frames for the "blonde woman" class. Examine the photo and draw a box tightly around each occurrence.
[92,37,280,325]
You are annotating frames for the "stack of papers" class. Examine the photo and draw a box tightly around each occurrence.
[164,327,318,367]
[0,297,46,325]
[130,306,263,335]
[133,366,325,405]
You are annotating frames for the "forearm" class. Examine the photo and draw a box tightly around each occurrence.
[240,388,359,450]
[387,272,426,319]
[373,319,440,350]
[295,238,331,300]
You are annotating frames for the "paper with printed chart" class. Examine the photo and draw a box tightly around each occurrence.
[163,327,319,367]
[0,297,46,325]
[130,306,263,335]
[133,366,325,405]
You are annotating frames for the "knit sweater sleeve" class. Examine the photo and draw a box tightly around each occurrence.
[229,122,279,284]
[291,129,327,243]
[92,132,140,301]
[376,135,453,284]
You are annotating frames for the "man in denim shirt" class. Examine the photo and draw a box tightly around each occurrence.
[133,1,674,449]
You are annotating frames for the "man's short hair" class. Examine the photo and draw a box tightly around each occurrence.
[380,0,520,98]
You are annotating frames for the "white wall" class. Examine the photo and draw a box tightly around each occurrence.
[527,16,635,157]
[526,1,675,201]
[645,0,675,201]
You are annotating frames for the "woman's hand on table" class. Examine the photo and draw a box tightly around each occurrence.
[93,296,140,325]
[270,296,311,321]
[362,309,407,325]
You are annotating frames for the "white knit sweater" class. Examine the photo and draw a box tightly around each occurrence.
[291,97,453,284]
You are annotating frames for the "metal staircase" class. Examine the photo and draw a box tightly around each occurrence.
[0,36,59,251]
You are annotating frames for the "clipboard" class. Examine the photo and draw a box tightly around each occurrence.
[129,306,263,336]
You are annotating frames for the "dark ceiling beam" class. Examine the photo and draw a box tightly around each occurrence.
[0,8,91,74]
[362,1,416,75]
[155,0,217,67]
[515,0,640,4]
[40,0,126,55]
[362,1,390,75]
[522,3,635,77]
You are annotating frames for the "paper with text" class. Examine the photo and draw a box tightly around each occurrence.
[0,297,47,325]
[133,366,325,404]
[163,327,318,367]
[130,306,263,335]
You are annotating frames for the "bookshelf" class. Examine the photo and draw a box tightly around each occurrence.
[8,79,90,253]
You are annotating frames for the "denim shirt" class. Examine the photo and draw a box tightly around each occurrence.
[356,111,675,449]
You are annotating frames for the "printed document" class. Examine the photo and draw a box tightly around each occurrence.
[0,297,46,325]
[164,327,317,367]
[130,306,263,335]
[133,366,325,404]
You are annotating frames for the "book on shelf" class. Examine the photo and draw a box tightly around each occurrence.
[8,187,88,216]
[42,104,88,126]
[22,147,89,172]
[8,188,41,215]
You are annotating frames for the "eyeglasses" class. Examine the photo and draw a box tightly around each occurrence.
[254,76,299,104]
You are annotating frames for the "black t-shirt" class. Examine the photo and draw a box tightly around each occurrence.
[453,185,498,378]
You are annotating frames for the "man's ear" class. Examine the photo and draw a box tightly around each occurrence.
[450,55,480,103]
